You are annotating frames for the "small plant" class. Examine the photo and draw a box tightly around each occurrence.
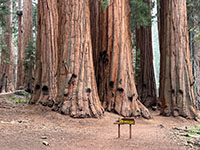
[14,98,28,104]
[15,98,28,104]
[188,131,199,136]
[186,125,200,137]
[186,137,192,142]
[194,125,200,130]
[8,96,29,104]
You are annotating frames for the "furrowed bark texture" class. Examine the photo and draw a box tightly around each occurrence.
[54,0,104,118]
[16,0,23,90]
[0,0,14,93]
[135,0,157,108]
[159,0,198,119]
[90,0,151,118]
[30,0,104,118]
[29,0,58,106]
[22,0,34,92]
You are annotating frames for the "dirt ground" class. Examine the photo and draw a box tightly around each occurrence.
[0,96,199,150]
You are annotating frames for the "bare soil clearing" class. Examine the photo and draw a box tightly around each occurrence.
[0,97,199,150]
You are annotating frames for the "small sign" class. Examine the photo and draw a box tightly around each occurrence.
[116,117,135,125]
[114,117,135,139]
[119,119,135,124]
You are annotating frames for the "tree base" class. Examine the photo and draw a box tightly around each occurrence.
[105,98,152,119]
[160,105,200,120]
[30,95,104,118]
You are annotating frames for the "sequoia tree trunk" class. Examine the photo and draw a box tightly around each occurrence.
[22,0,34,93]
[53,0,104,118]
[90,0,151,118]
[159,0,198,119]
[16,0,23,90]
[30,0,104,118]
[0,0,14,93]
[135,0,157,108]
[29,0,58,106]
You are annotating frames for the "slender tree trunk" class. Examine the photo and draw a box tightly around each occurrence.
[90,0,151,118]
[16,0,23,90]
[29,0,58,106]
[159,0,198,119]
[0,0,14,93]
[22,0,34,92]
[135,0,157,108]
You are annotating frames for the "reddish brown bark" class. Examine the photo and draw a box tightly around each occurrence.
[54,0,104,118]
[30,0,104,118]
[30,0,58,106]
[159,0,198,119]
[90,0,151,118]
[22,0,34,92]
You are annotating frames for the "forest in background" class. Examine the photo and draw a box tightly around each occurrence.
[0,0,200,120]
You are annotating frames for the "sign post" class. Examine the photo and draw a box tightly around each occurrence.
[114,118,135,139]
[129,124,132,139]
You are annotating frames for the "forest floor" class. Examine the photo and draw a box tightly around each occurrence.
[0,93,199,150]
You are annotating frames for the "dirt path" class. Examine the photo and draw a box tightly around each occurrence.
[0,98,198,150]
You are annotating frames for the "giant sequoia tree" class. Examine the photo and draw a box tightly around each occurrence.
[30,0,58,105]
[30,0,104,118]
[54,0,104,118]
[159,0,198,119]
[90,0,151,118]
[0,0,14,93]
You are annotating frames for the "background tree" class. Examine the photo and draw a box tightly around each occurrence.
[16,0,23,90]
[0,0,10,58]
[90,0,151,118]
[159,0,198,119]
[0,0,14,93]
[187,0,200,110]
[22,0,34,92]
[0,0,10,26]
[132,0,157,107]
